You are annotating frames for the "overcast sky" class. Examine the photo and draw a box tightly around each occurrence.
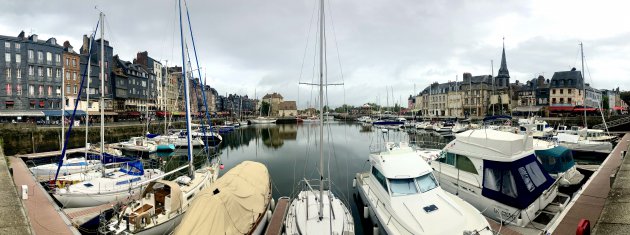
[2,0,629,108]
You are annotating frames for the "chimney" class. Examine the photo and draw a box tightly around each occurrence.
[17,31,25,39]
[82,35,89,53]
[31,34,38,42]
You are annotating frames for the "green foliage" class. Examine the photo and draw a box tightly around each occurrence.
[261,102,270,116]
[620,91,630,106]
[602,95,610,109]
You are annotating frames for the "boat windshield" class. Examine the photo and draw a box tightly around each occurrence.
[389,178,418,196]
[416,173,438,193]
[388,173,438,196]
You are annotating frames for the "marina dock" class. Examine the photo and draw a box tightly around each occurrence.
[8,155,77,234]
[550,133,630,234]
[0,147,31,235]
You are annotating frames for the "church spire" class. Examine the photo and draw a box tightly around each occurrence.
[497,37,510,79]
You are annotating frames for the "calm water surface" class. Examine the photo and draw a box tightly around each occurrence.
[213,122,453,234]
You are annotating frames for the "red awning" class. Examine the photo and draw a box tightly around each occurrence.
[5,101,14,104]
[549,106,574,112]
[156,111,171,117]
[39,101,45,107]
[573,108,597,112]
[123,111,141,116]
[614,106,626,111]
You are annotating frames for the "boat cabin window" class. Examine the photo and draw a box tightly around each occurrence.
[482,155,555,209]
[518,162,547,192]
[437,152,478,174]
[483,168,518,198]
[371,167,389,192]
[416,173,438,193]
[389,178,418,196]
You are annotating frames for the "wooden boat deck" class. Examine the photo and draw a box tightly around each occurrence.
[265,197,290,235]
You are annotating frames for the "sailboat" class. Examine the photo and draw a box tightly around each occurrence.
[173,161,272,235]
[250,89,277,124]
[284,0,354,234]
[52,12,164,208]
[30,21,102,179]
[553,43,613,157]
[100,1,219,233]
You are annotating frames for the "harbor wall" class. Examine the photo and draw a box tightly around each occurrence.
[0,122,187,156]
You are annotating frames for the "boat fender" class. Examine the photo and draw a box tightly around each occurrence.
[266,210,272,223]
[271,198,276,211]
[363,206,369,219]
[352,178,356,188]
[576,219,590,235]
[373,224,379,235]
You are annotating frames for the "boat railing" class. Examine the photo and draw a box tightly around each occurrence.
[408,140,447,149]
[358,174,415,234]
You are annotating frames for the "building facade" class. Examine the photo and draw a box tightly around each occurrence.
[62,41,81,111]
[1,32,64,115]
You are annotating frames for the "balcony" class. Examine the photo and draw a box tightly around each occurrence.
[28,58,34,63]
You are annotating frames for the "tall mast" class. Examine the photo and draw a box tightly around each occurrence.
[318,0,325,220]
[85,36,91,160]
[99,12,105,176]
[164,60,168,134]
[179,0,194,177]
[61,68,65,155]
[580,42,586,127]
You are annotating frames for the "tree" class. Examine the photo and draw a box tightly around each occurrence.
[602,95,610,110]
[261,102,270,116]
[620,91,630,106]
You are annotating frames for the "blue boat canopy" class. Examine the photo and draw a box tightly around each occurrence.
[482,115,513,122]
[535,146,575,174]
[481,154,555,209]
[87,153,137,164]
[146,133,160,139]
[119,160,144,176]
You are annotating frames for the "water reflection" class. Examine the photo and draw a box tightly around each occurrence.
[179,123,458,234]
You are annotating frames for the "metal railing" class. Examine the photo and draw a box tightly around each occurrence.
[593,115,630,129]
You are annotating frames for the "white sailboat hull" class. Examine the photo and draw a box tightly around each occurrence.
[30,159,101,179]
[250,118,277,124]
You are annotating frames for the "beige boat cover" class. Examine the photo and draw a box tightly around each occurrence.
[142,180,183,212]
[174,161,271,235]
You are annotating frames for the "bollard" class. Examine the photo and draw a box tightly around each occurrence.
[21,185,28,200]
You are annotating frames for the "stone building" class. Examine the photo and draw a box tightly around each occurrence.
[62,41,81,111]
[262,92,284,116]
[0,31,64,117]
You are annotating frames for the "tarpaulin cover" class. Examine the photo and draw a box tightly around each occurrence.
[174,161,271,235]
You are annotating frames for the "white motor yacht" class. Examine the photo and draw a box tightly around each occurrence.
[431,129,569,229]
[355,141,493,234]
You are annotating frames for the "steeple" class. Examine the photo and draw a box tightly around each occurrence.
[497,37,510,79]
